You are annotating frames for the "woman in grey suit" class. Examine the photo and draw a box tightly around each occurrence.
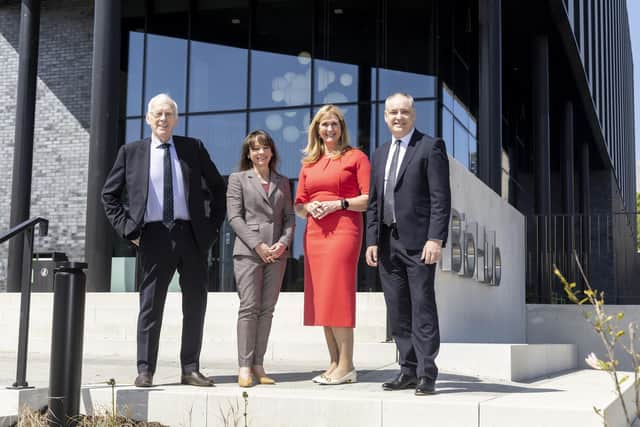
[227,130,295,387]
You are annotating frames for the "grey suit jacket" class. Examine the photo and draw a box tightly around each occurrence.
[226,169,295,257]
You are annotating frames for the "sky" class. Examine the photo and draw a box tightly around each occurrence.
[629,0,640,170]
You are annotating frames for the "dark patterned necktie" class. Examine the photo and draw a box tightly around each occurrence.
[383,140,401,226]
[160,143,174,229]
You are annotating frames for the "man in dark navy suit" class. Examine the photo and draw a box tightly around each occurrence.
[102,93,226,387]
[366,92,451,395]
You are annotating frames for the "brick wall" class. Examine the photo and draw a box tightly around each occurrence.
[0,0,94,291]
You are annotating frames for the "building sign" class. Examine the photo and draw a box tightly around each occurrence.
[440,208,502,286]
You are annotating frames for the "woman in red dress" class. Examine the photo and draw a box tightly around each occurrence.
[294,105,370,385]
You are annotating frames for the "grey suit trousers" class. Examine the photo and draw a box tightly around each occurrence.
[235,255,287,367]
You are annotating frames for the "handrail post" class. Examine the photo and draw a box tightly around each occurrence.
[8,226,35,389]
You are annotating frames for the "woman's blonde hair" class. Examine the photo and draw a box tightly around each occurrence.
[302,105,351,164]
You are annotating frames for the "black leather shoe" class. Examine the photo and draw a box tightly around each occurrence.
[181,371,215,387]
[134,372,153,387]
[382,373,418,391]
[415,377,436,395]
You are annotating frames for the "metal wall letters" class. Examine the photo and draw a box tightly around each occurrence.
[440,209,502,286]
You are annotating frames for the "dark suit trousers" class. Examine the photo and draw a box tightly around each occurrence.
[379,225,440,381]
[137,221,208,375]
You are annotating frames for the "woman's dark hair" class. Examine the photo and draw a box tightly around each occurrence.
[239,130,280,172]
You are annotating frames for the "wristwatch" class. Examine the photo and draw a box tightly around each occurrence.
[341,199,350,210]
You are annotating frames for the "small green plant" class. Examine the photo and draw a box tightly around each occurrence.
[107,378,117,427]
[242,391,249,427]
[219,392,250,427]
[554,254,639,426]
[16,377,166,426]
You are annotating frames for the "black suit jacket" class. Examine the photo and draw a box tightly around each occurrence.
[366,129,451,250]
[102,135,226,252]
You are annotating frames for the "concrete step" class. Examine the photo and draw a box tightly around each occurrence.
[0,388,48,427]
[1,291,576,382]
[3,368,629,427]
[438,343,577,382]
[76,369,638,427]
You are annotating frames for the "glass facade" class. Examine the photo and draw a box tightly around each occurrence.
[118,0,479,292]
[441,84,477,173]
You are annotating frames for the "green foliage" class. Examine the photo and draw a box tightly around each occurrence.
[554,258,640,426]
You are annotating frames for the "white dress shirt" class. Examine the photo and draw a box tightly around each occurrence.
[144,135,190,223]
[384,128,415,189]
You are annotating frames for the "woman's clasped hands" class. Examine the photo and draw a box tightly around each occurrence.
[305,200,341,220]
[255,241,286,263]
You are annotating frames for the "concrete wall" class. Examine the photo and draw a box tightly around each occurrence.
[0,292,390,365]
[435,157,527,343]
[0,1,94,291]
[527,304,640,371]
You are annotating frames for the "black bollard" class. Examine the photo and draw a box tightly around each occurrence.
[48,262,88,427]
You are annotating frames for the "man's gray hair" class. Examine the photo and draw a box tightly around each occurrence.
[147,93,179,116]
[384,92,415,111]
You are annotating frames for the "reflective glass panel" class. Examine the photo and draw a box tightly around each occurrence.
[125,119,142,143]
[415,101,437,137]
[187,113,247,176]
[453,120,469,168]
[442,107,454,156]
[468,116,477,137]
[442,84,454,110]
[249,108,309,178]
[126,31,144,116]
[453,96,471,129]
[314,59,358,104]
[377,68,436,100]
[369,103,379,154]
[250,50,311,109]
[144,34,187,109]
[469,136,478,174]
[189,41,248,112]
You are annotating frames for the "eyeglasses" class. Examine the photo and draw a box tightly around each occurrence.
[149,110,175,119]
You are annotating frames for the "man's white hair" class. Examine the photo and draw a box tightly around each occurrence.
[147,93,179,116]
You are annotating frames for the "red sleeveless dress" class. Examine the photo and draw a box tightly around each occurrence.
[295,149,371,327]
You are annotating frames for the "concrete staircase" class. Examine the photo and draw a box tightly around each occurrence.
[2,292,623,427]
[0,293,577,381]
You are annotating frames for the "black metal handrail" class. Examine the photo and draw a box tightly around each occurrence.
[526,213,639,305]
[0,217,48,244]
[1,216,48,389]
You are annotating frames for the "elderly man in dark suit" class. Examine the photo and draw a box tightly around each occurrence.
[366,92,451,395]
[102,93,226,387]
